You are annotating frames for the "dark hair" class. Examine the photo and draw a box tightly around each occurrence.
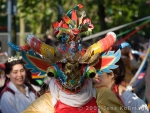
[4,58,38,96]
[107,45,126,84]
[5,58,26,75]
[111,59,126,85]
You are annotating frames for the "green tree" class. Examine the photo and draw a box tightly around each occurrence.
[2,0,150,42]
[0,0,7,32]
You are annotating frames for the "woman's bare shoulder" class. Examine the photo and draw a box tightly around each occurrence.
[118,84,126,95]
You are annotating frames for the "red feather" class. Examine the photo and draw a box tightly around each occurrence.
[71,10,77,26]
[62,14,71,24]
[52,21,63,29]
[94,57,114,69]
[78,4,83,9]
[72,29,80,35]
[62,23,69,28]
[20,44,30,51]
[52,22,59,29]
[27,55,49,71]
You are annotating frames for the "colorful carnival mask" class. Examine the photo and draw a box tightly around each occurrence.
[8,4,121,94]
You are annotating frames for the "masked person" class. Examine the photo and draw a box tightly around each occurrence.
[8,4,130,113]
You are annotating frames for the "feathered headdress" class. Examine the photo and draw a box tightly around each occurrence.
[8,4,121,94]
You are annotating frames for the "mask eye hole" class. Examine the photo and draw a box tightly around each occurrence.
[89,72,96,78]
[85,66,96,78]
[47,72,54,77]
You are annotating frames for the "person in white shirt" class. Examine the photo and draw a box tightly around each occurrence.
[0,56,36,113]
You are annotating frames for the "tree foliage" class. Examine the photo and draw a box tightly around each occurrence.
[0,0,150,38]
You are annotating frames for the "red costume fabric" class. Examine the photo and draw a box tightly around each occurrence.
[112,84,124,105]
[54,97,98,113]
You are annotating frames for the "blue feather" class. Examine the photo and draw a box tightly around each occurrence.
[78,44,82,51]
[53,64,67,83]
[8,42,20,52]
[113,49,121,63]
[100,49,121,73]
[97,70,103,75]
[27,50,41,58]
[27,50,35,56]
[106,51,114,55]
[107,65,118,69]
[102,69,112,73]
[21,51,46,76]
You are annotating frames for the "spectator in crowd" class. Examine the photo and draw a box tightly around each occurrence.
[0,41,8,65]
[93,59,149,113]
[132,46,148,102]
[42,34,57,47]
[0,68,5,113]
[0,56,37,113]
[145,57,150,110]
[120,42,139,86]
[0,43,8,113]
[0,66,5,89]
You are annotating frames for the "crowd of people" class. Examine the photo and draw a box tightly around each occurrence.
[0,4,150,113]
